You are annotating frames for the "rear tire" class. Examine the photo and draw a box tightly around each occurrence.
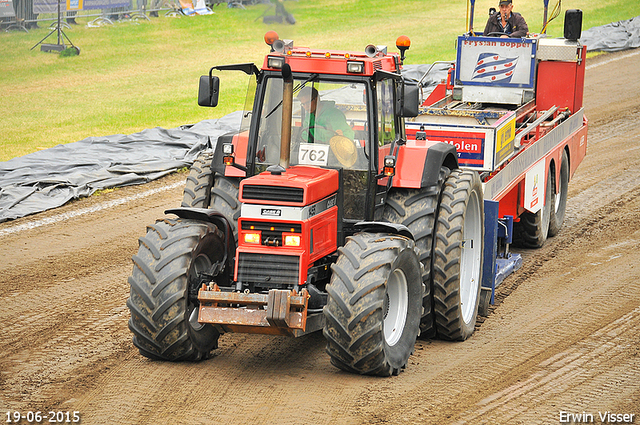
[549,151,569,237]
[513,165,552,248]
[382,167,448,339]
[181,152,240,243]
[323,233,423,376]
[127,218,224,361]
[433,170,484,341]
[181,151,214,208]
[209,175,241,243]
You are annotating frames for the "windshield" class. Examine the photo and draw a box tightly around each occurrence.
[255,77,369,172]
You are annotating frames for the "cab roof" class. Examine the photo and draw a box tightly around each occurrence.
[262,47,401,76]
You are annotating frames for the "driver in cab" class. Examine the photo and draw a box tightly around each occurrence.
[297,87,354,143]
[483,0,528,38]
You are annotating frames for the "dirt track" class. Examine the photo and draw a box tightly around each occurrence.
[1,50,639,425]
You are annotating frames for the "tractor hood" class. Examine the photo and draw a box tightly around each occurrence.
[239,165,339,207]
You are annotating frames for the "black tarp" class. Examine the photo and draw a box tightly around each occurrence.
[0,112,242,223]
[580,15,640,52]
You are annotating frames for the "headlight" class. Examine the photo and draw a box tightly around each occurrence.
[284,235,301,247]
[267,56,285,69]
[244,232,261,244]
[384,155,396,177]
[347,61,364,73]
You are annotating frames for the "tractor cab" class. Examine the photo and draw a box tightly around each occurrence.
[199,34,420,227]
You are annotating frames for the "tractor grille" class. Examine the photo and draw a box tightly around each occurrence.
[373,60,382,70]
[242,185,304,203]
[237,253,300,286]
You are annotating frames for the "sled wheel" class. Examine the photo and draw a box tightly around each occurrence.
[127,218,224,361]
[433,170,484,341]
[324,233,423,376]
[549,150,569,237]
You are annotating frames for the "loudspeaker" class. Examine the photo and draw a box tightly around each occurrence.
[564,9,582,40]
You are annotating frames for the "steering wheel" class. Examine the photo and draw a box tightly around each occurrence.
[296,125,312,141]
[296,124,337,144]
[485,32,509,37]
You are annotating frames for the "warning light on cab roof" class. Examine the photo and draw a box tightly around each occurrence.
[396,35,411,61]
[264,31,279,47]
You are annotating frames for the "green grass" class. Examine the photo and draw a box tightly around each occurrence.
[1,0,638,161]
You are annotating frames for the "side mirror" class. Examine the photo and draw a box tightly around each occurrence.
[198,75,220,107]
[399,81,419,118]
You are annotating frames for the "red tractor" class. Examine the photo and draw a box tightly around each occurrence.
[127,9,587,375]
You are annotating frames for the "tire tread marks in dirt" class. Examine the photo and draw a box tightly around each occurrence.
[324,233,422,376]
[433,170,483,341]
[127,218,220,361]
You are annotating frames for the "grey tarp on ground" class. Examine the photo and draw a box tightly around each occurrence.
[580,16,640,52]
[0,112,242,223]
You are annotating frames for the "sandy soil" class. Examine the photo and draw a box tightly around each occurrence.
[1,50,639,425]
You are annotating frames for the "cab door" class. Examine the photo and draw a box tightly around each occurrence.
[372,74,404,220]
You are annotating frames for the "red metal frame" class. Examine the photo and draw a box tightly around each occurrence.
[491,117,588,221]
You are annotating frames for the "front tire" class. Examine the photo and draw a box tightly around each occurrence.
[433,170,484,341]
[127,218,224,361]
[323,233,423,376]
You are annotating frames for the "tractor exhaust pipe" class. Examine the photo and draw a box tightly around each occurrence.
[280,64,293,170]
[267,63,293,175]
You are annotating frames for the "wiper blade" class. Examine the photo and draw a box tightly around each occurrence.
[294,73,319,94]
[264,74,318,119]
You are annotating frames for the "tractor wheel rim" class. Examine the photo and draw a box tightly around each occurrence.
[384,268,409,346]
[189,307,205,331]
[188,253,212,332]
[192,253,212,278]
[460,190,482,324]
